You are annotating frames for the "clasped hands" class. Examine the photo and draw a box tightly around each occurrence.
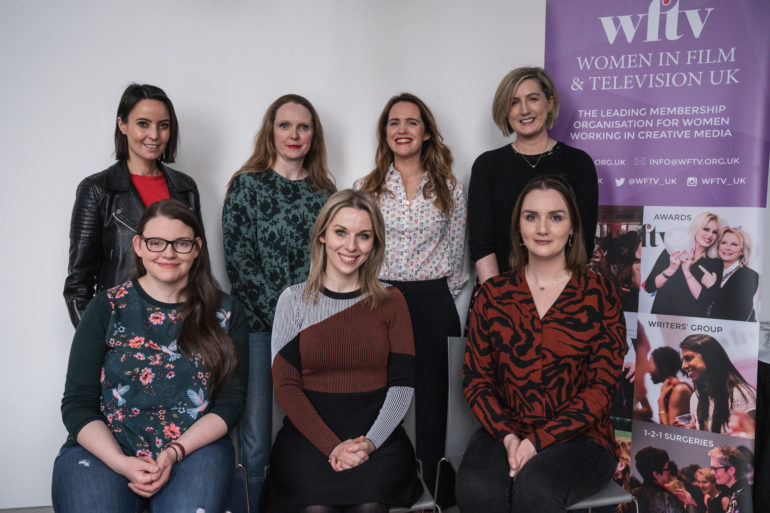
[118,447,177,498]
[503,433,536,478]
[329,435,375,472]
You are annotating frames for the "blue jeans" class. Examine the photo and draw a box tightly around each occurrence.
[233,331,273,513]
[51,437,234,513]
[456,428,617,513]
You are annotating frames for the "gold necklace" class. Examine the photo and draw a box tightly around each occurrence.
[526,268,570,292]
[514,139,552,169]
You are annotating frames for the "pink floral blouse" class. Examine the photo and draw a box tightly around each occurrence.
[355,164,468,296]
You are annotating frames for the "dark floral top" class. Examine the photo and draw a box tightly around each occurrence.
[61,280,249,458]
[222,170,330,332]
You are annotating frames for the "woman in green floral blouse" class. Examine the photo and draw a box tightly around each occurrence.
[222,94,336,513]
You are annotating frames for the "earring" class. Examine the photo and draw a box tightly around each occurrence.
[567,234,573,248]
[519,238,525,246]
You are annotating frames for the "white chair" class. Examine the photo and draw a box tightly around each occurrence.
[439,336,638,513]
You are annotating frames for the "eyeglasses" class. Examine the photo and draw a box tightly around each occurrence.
[140,236,198,254]
[710,465,729,472]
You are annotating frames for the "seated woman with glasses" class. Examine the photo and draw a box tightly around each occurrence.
[457,176,626,513]
[52,199,248,513]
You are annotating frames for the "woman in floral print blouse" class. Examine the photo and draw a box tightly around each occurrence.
[223,94,336,513]
[53,199,248,513]
[355,93,467,500]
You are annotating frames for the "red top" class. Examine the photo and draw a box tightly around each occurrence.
[130,173,170,207]
[464,269,626,457]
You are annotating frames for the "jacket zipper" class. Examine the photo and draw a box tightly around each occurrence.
[112,211,137,233]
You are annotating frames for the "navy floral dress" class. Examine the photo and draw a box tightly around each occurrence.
[61,280,249,458]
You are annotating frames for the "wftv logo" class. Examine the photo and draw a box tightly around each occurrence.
[641,224,664,248]
[599,0,714,44]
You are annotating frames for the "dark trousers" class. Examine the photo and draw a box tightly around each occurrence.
[385,278,461,501]
[456,428,617,513]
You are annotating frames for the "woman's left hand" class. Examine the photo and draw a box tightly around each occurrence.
[512,438,537,475]
[128,450,175,497]
[329,436,372,471]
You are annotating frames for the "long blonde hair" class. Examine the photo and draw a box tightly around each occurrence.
[359,93,457,212]
[304,190,389,307]
[227,94,335,194]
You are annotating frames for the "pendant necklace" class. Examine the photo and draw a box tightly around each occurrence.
[514,138,552,169]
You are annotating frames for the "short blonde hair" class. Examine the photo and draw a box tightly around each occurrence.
[492,67,560,137]
[719,226,751,266]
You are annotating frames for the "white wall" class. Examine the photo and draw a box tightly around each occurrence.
[0,0,546,507]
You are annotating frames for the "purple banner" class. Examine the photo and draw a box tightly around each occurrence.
[546,0,770,207]
[546,1,769,511]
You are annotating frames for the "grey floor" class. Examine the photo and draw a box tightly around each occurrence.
[0,509,53,513]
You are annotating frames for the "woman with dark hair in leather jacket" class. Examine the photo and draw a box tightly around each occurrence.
[63,84,201,328]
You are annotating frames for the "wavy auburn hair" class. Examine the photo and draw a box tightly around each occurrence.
[359,93,457,213]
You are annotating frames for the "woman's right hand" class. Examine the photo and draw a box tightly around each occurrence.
[667,251,684,273]
[114,455,161,496]
[503,433,521,477]
[329,436,371,472]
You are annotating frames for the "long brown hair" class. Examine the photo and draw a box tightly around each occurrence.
[509,175,588,272]
[227,94,336,194]
[680,334,756,433]
[359,93,457,212]
[304,190,389,307]
[134,199,238,394]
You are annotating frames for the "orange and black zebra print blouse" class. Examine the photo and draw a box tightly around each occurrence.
[463,269,627,457]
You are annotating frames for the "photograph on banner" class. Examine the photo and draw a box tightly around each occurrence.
[588,205,644,313]
[630,422,755,513]
[633,314,757,438]
[638,206,762,321]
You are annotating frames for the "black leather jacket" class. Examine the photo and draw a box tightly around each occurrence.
[63,161,201,327]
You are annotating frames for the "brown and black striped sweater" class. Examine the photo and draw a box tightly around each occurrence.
[271,283,416,457]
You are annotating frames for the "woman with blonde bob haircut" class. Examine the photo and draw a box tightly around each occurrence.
[643,211,723,318]
[468,67,598,288]
[222,93,336,512]
[356,93,467,497]
[708,226,759,321]
[266,189,422,513]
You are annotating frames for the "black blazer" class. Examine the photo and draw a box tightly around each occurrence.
[63,161,201,327]
[708,265,759,321]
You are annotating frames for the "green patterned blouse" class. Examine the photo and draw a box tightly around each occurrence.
[222,170,330,332]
